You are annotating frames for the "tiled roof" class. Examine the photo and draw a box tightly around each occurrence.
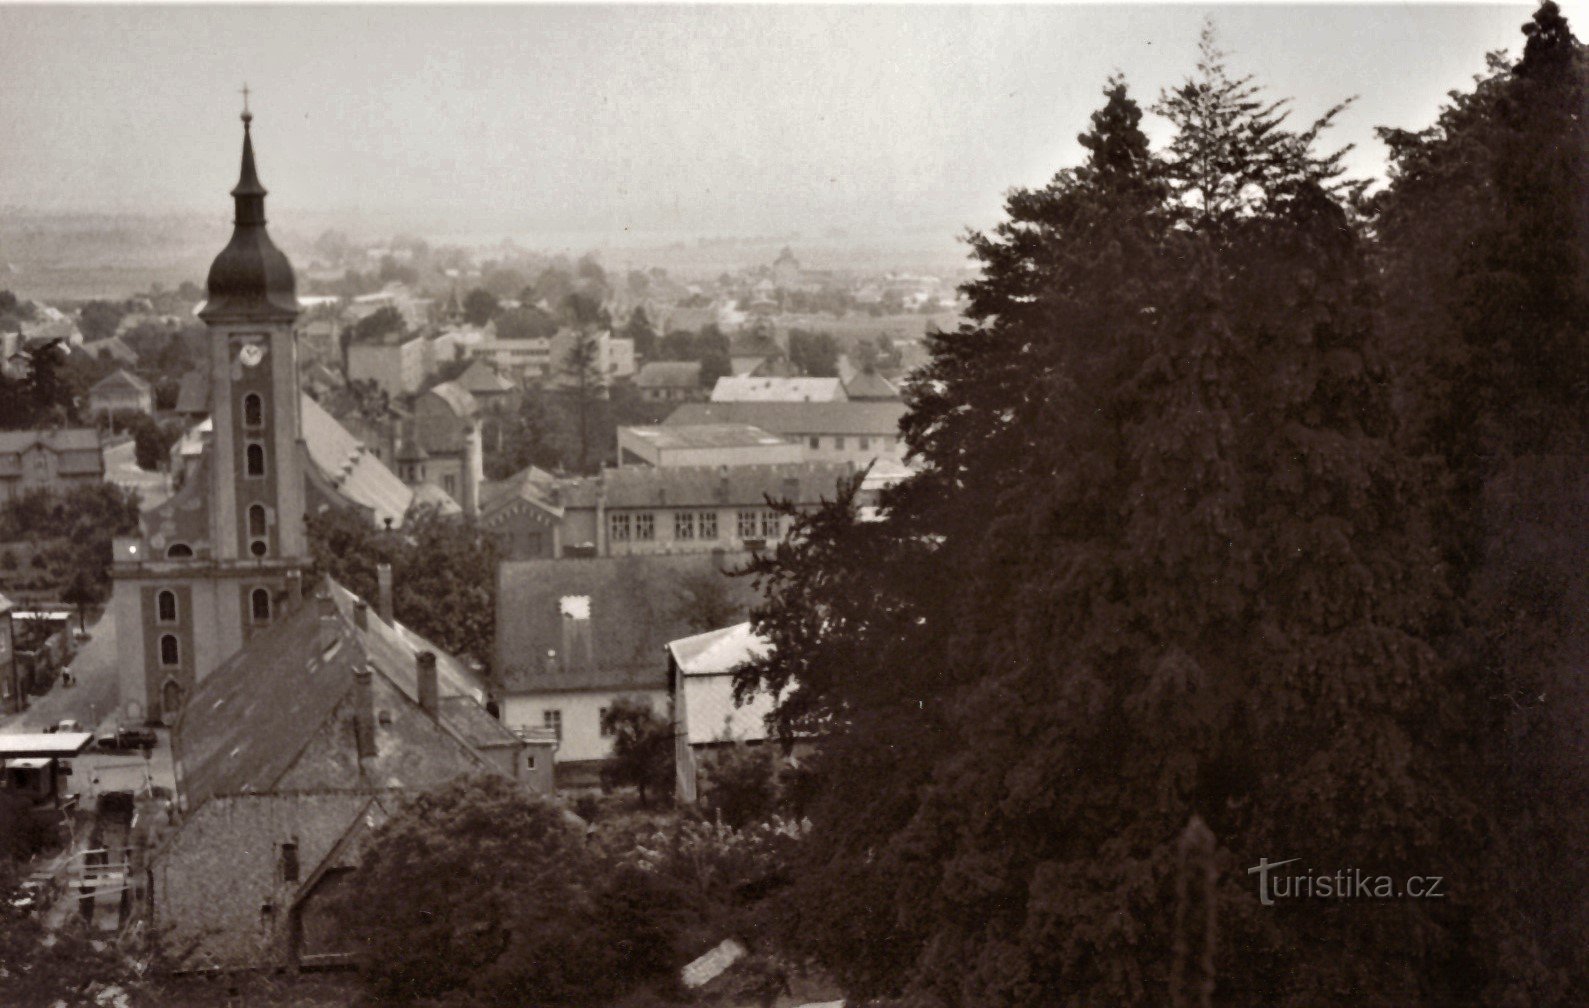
[665,400,905,437]
[301,393,415,528]
[711,376,845,403]
[496,552,760,694]
[176,579,502,813]
[555,461,855,511]
[634,361,701,389]
[408,481,462,516]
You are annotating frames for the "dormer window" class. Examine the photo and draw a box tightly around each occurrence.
[243,393,264,429]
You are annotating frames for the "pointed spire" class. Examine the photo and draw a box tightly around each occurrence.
[202,89,298,323]
[230,89,267,226]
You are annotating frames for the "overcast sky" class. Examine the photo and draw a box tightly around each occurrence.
[0,4,1548,250]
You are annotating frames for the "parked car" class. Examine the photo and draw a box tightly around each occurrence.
[97,727,157,753]
[43,719,84,735]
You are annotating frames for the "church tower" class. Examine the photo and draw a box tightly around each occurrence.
[198,103,307,564]
[112,103,311,725]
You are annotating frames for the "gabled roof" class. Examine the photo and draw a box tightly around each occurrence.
[480,465,562,521]
[80,336,138,366]
[634,361,701,389]
[90,368,151,396]
[420,380,478,420]
[176,579,504,813]
[496,552,760,693]
[841,369,900,401]
[665,400,905,437]
[711,376,845,403]
[408,481,462,516]
[667,621,769,676]
[0,429,103,475]
[453,359,516,396]
[301,393,415,528]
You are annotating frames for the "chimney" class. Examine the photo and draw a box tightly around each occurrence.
[416,650,438,717]
[461,421,482,519]
[353,599,368,631]
[715,465,730,504]
[376,563,394,624]
[353,663,377,760]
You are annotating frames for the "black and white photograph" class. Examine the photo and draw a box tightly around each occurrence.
[0,2,1585,1005]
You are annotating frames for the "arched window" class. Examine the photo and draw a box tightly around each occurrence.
[251,587,271,623]
[156,590,177,624]
[161,678,184,716]
[246,443,266,478]
[159,634,180,667]
[243,393,264,429]
[165,543,193,559]
[248,504,268,538]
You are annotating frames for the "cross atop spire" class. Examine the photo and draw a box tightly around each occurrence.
[240,83,252,123]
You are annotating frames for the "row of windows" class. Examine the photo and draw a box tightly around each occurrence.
[542,707,620,742]
[156,587,274,624]
[808,434,900,451]
[609,509,781,543]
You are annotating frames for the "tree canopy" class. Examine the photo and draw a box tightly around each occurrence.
[737,15,1588,1004]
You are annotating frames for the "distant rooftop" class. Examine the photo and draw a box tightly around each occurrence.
[623,423,789,451]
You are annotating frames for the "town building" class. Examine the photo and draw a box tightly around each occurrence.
[410,380,484,513]
[665,400,910,470]
[346,329,428,397]
[666,621,777,802]
[0,429,105,502]
[495,552,759,781]
[633,361,703,403]
[450,358,519,413]
[480,461,854,560]
[151,578,533,971]
[617,424,802,469]
[87,368,153,418]
[473,333,551,382]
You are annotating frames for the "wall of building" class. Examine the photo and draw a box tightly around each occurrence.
[796,432,908,470]
[557,504,789,557]
[500,688,667,765]
[347,339,425,397]
[0,447,104,503]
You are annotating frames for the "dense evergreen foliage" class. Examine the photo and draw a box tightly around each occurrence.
[740,11,1588,1005]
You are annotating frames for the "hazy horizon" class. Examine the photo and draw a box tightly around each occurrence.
[0,3,1549,262]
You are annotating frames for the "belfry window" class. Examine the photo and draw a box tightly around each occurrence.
[248,504,268,538]
[156,590,177,624]
[159,634,180,667]
[243,393,264,429]
[246,443,266,478]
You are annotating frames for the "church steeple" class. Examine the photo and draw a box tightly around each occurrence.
[200,95,299,324]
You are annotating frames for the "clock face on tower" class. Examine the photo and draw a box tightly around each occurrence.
[231,334,269,372]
